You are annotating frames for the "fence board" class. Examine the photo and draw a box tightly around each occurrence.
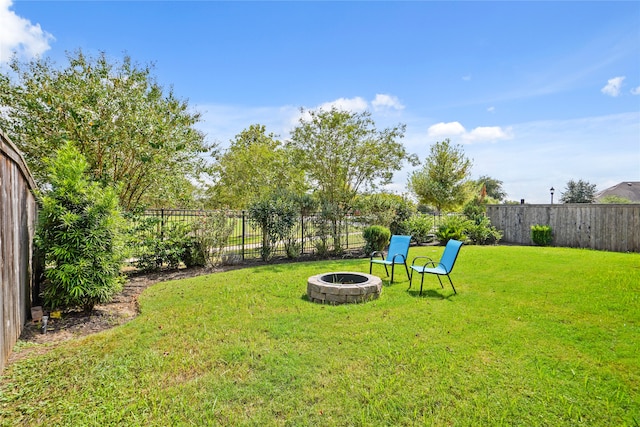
[0,130,38,372]
[487,204,640,253]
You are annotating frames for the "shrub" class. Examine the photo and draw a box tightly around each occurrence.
[131,220,193,272]
[313,201,344,257]
[401,214,435,244]
[36,142,125,313]
[531,225,553,246]
[354,193,416,235]
[248,195,298,261]
[435,215,472,244]
[466,216,503,245]
[190,210,235,267]
[362,225,391,254]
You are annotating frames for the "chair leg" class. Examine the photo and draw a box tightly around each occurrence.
[447,275,457,294]
[403,263,410,281]
[419,273,425,296]
[436,276,444,289]
[390,263,395,283]
[408,269,414,291]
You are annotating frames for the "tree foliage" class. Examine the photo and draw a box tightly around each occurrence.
[475,175,507,202]
[354,193,416,234]
[0,50,215,210]
[559,179,597,204]
[209,124,306,209]
[598,195,632,204]
[408,139,473,213]
[288,108,415,211]
[36,142,125,312]
[248,193,299,261]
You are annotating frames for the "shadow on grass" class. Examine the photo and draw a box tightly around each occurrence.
[406,288,455,300]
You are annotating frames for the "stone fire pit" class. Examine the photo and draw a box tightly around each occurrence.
[307,272,382,304]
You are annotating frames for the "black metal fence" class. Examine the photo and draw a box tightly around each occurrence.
[135,209,368,263]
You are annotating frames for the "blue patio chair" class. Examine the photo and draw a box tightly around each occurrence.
[369,235,411,283]
[409,239,463,295]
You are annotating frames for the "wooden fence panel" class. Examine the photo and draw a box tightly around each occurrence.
[487,204,640,253]
[0,130,38,373]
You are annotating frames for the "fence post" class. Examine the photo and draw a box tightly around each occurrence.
[241,210,246,261]
[345,215,349,249]
[301,213,305,254]
[160,208,165,241]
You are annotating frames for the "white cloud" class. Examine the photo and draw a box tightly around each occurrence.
[427,121,466,138]
[464,126,513,143]
[426,121,511,143]
[631,86,640,96]
[372,94,404,111]
[487,106,495,113]
[0,0,54,64]
[601,76,625,97]
[462,74,471,81]
[317,97,368,113]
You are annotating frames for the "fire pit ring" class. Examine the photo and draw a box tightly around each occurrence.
[307,272,382,304]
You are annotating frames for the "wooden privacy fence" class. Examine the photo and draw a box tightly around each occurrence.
[0,130,39,372]
[486,204,640,252]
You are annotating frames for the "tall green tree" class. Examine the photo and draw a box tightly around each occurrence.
[0,50,215,210]
[560,179,597,203]
[208,124,306,209]
[36,142,125,313]
[408,138,473,213]
[288,108,414,211]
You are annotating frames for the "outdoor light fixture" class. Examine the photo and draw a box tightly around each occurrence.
[550,187,555,204]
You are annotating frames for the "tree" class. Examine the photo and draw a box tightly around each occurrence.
[408,139,473,213]
[0,50,215,210]
[36,142,125,313]
[475,175,507,202]
[560,179,597,203]
[288,107,415,252]
[288,108,414,210]
[208,124,306,209]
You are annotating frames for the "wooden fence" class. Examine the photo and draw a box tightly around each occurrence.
[486,204,640,253]
[0,130,38,372]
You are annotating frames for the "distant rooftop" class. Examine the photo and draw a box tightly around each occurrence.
[595,182,640,203]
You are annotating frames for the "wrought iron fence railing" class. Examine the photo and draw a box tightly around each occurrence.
[131,209,369,263]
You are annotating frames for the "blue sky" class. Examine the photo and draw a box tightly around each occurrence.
[1,0,639,203]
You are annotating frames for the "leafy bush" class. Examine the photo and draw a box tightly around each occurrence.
[466,216,503,245]
[461,199,503,245]
[131,220,193,272]
[248,195,298,261]
[354,193,416,235]
[313,201,344,257]
[401,214,435,244]
[190,210,235,267]
[531,225,553,246]
[36,142,125,313]
[362,225,391,254]
[435,215,472,244]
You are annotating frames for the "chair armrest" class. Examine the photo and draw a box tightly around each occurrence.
[411,256,436,268]
[390,253,407,263]
[370,251,386,261]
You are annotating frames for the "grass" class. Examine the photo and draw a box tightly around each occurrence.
[1,245,638,426]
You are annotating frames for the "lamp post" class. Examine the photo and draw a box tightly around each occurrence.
[550,187,555,204]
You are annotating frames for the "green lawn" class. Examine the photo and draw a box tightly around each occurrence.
[1,245,638,426]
